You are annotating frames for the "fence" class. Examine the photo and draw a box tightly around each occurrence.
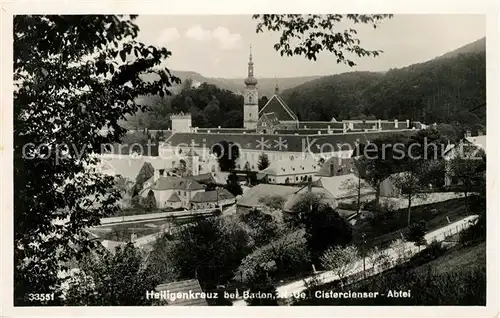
[315,216,478,291]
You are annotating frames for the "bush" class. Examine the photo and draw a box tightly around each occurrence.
[459,214,485,245]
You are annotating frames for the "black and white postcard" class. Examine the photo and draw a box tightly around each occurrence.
[1,1,498,317]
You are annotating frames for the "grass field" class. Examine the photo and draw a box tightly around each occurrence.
[352,198,470,250]
[421,241,486,274]
[296,240,486,305]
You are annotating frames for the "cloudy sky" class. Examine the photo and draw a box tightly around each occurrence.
[135,14,485,78]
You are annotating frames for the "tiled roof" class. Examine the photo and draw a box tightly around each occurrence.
[167,192,181,202]
[259,94,298,121]
[164,130,418,154]
[192,173,216,184]
[237,184,300,207]
[191,188,235,203]
[312,174,375,199]
[155,279,208,306]
[282,186,337,212]
[151,176,205,191]
[258,112,280,125]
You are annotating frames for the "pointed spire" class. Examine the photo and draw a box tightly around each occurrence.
[249,44,253,62]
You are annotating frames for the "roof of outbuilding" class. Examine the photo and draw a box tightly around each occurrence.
[191,188,235,203]
[155,279,208,306]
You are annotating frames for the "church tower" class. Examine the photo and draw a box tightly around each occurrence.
[243,46,258,129]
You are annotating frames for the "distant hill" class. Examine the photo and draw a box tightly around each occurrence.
[171,70,321,98]
[281,37,486,132]
[435,37,486,60]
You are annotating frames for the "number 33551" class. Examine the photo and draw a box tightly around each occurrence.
[28,293,54,301]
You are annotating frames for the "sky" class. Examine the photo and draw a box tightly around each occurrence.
[135,14,486,78]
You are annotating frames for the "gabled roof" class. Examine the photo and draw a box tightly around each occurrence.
[155,279,208,306]
[259,94,298,122]
[192,173,216,184]
[191,188,235,203]
[258,112,280,125]
[167,191,181,202]
[151,176,204,191]
[262,157,319,176]
[312,174,375,199]
[316,157,356,177]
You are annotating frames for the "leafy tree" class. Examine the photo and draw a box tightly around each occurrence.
[141,190,156,211]
[253,14,393,63]
[356,134,409,203]
[245,265,279,306]
[240,209,282,247]
[390,238,409,265]
[258,194,286,211]
[339,174,372,213]
[290,193,353,264]
[407,220,428,249]
[171,217,251,288]
[225,110,244,128]
[257,153,270,170]
[366,246,391,272]
[224,171,243,196]
[204,98,221,127]
[390,163,429,226]
[320,245,360,290]
[14,15,178,305]
[448,144,486,214]
[65,243,159,305]
[212,140,240,171]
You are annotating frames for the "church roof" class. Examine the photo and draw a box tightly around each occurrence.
[258,112,280,125]
[164,130,418,154]
[259,94,298,122]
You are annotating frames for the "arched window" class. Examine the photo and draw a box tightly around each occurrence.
[249,96,253,104]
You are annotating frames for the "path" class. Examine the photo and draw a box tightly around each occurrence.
[233,215,478,306]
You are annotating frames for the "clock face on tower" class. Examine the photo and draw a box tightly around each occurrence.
[246,90,258,105]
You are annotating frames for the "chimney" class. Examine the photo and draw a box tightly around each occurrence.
[377,119,382,131]
[394,119,399,128]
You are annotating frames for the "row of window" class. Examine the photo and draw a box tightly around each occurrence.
[241,153,297,161]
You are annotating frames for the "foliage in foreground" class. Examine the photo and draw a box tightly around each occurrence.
[14,15,179,305]
[296,241,486,306]
[65,243,159,306]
